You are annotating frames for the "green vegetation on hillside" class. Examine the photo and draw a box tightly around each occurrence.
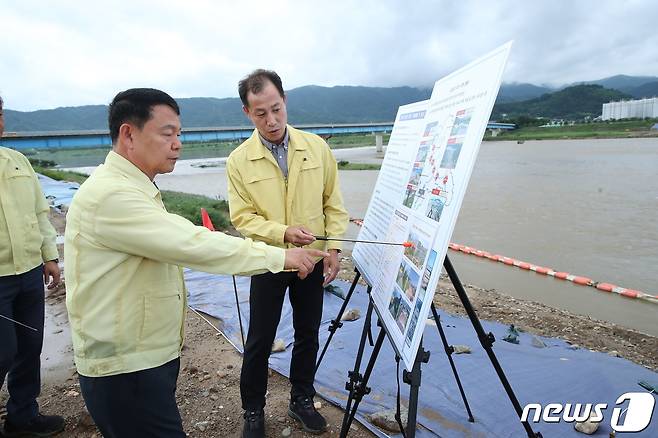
[6,76,658,132]
[627,81,658,99]
[35,167,230,229]
[585,74,658,96]
[5,86,430,131]
[492,85,632,120]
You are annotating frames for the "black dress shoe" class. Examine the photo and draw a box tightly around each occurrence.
[288,396,327,434]
[242,409,265,438]
[4,413,65,437]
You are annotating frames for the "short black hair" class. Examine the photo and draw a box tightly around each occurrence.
[0,95,3,110]
[238,69,284,107]
[108,88,180,143]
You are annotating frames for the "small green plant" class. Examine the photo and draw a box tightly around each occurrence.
[160,191,230,229]
[337,161,381,170]
[28,158,58,168]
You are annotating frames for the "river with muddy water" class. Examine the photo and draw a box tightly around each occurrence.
[152,137,657,335]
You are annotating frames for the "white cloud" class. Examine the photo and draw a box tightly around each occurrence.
[1,0,657,110]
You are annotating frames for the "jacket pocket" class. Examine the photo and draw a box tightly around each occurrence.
[245,173,284,217]
[300,158,320,172]
[247,172,280,184]
[7,169,36,206]
[24,216,43,260]
[139,292,183,352]
[295,161,323,220]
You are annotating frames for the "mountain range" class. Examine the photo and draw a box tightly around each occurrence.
[492,85,632,120]
[3,75,657,132]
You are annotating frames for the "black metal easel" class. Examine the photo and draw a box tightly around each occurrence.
[316,255,542,438]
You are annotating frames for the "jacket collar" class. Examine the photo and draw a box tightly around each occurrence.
[246,125,307,161]
[103,151,160,198]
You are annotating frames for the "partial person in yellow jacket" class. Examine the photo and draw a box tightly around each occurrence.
[64,88,327,438]
[227,70,348,438]
[0,95,64,437]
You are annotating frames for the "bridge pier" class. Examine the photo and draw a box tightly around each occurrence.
[375,133,385,158]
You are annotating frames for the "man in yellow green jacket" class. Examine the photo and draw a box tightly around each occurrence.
[0,95,64,436]
[64,88,327,438]
[227,70,348,437]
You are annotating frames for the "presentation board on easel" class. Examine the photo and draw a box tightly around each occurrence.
[353,42,513,371]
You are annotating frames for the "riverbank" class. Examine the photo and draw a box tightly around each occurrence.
[2,207,656,437]
[485,119,658,141]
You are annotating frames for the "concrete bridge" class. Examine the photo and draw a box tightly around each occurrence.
[486,122,517,137]
[0,121,516,150]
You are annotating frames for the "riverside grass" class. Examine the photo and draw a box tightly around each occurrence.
[34,166,230,229]
[486,119,658,141]
[337,160,381,170]
[22,133,388,168]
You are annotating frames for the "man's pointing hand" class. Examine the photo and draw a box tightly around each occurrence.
[284,248,328,279]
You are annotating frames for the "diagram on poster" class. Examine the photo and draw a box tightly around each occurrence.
[353,42,513,370]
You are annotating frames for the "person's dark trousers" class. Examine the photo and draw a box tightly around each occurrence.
[0,265,45,425]
[240,261,324,410]
[79,358,185,438]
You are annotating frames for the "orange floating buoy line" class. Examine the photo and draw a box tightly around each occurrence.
[346,218,657,303]
[448,242,656,303]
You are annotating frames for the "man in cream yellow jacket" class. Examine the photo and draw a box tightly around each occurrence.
[227,70,348,437]
[64,88,327,438]
[0,95,64,437]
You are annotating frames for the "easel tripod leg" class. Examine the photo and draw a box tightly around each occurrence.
[430,302,474,422]
[232,275,245,348]
[402,340,430,438]
[316,269,362,372]
[340,324,387,438]
[339,299,374,435]
[443,256,542,438]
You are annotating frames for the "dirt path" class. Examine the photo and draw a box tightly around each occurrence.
[3,304,374,437]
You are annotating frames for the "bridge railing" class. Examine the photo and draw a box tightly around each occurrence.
[1,121,515,150]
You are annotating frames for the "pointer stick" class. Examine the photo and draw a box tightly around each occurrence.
[0,313,38,332]
[314,236,413,248]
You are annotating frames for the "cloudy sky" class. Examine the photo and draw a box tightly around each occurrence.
[2,0,657,111]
